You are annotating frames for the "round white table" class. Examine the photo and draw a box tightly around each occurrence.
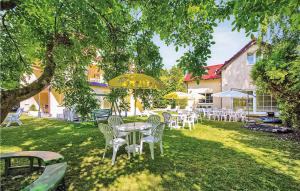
[116,122,152,156]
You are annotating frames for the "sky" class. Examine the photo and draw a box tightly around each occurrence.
[153,20,251,69]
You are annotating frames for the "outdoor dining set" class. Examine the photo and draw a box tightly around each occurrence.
[98,108,247,165]
[98,115,165,165]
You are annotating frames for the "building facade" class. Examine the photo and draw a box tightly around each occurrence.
[20,64,144,118]
[219,40,277,113]
[185,40,278,114]
[184,64,223,109]
[20,64,111,118]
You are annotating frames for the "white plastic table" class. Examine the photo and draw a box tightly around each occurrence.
[116,122,152,156]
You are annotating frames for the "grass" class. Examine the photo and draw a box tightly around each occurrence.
[1,116,300,191]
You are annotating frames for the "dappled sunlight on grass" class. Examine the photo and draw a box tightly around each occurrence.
[1,116,299,190]
[107,170,163,191]
[189,120,300,182]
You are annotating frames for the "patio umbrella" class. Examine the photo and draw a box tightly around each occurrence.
[108,73,164,115]
[164,92,205,109]
[188,92,205,100]
[211,90,253,98]
[163,92,190,100]
[212,90,254,120]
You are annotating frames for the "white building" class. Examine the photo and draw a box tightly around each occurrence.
[185,40,278,114]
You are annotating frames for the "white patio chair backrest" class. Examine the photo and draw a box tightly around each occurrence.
[151,123,165,141]
[98,124,117,145]
[240,110,246,117]
[191,112,198,119]
[16,108,24,117]
[147,115,161,127]
[108,116,123,127]
[162,112,172,123]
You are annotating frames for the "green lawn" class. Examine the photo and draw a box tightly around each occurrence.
[1,116,300,191]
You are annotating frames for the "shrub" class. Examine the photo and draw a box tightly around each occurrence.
[29,104,37,111]
[176,99,188,109]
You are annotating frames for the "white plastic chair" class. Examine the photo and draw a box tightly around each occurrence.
[228,111,238,122]
[207,110,216,120]
[240,111,247,122]
[192,111,202,123]
[162,112,177,129]
[98,124,130,165]
[219,109,228,121]
[108,116,130,139]
[140,115,161,138]
[140,123,165,159]
[5,108,24,127]
[201,108,207,118]
[182,114,195,130]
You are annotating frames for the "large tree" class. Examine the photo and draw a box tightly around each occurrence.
[220,0,300,127]
[1,0,219,122]
[251,33,300,128]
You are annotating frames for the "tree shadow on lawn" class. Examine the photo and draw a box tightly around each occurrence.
[1,118,300,191]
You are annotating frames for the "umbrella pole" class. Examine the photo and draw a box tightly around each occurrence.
[247,94,249,122]
[134,89,136,116]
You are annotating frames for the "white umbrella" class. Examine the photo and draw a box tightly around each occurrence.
[188,93,205,110]
[212,90,253,120]
[212,90,253,98]
[188,92,205,99]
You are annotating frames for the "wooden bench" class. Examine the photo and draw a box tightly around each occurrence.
[0,151,66,191]
[22,162,67,191]
[92,109,112,124]
[1,151,64,176]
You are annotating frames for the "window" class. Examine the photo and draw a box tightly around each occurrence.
[198,93,213,104]
[247,52,256,65]
[233,91,253,111]
[256,94,278,112]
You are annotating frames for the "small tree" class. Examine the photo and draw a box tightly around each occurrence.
[153,66,187,108]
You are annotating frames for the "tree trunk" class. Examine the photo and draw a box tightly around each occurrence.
[0,39,56,123]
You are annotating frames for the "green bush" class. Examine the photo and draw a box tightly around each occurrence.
[176,99,188,109]
[251,34,300,128]
[29,104,37,111]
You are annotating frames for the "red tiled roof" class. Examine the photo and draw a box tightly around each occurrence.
[216,40,256,74]
[184,64,224,82]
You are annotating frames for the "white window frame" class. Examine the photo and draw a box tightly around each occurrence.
[247,52,256,65]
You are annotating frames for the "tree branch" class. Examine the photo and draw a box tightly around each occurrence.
[54,1,65,35]
[0,0,19,11]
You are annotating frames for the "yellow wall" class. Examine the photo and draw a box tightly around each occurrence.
[30,64,115,112]
[186,79,222,108]
[87,65,103,81]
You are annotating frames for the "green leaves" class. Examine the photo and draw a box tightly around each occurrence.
[251,33,300,128]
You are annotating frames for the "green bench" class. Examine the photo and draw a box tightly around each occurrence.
[92,109,112,124]
[22,162,67,191]
[0,151,67,191]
